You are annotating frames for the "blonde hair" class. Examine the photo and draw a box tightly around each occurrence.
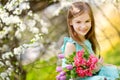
[67,2,99,53]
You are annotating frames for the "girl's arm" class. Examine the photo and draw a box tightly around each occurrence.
[64,42,76,57]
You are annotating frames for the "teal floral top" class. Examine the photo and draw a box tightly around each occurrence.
[60,37,120,80]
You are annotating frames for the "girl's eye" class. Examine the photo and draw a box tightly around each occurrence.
[86,20,90,23]
[76,21,81,23]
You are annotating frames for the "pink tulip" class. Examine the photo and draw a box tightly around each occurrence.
[92,58,98,64]
[60,75,66,80]
[56,74,61,80]
[66,64,73,70]
[58,54,64,59]
[60,71,66,76]
[77,49,84,57]
[86,70,92,76]
[56,66,62,72]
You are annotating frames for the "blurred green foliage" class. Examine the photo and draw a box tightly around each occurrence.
[103,41,120,66]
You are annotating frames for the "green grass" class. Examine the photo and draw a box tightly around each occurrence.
[24,57,57,80]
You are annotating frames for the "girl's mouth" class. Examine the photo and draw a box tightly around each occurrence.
[80,29,88,33]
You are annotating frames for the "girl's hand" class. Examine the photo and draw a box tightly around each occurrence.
[94,57,104,73]
[98,57,104,65]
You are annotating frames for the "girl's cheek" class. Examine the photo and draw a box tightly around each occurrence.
[86,23,91,27]
[74,24,78,27]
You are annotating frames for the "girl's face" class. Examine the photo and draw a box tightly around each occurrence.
[70,12,91,37]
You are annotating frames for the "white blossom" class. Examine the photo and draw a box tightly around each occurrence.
[6,77,10,80]
[19,22,26,31]
[15,30,22,39]
[0,27,12,39]
[4,1,15,11]
[5,61,11,66]
[13,8,22,15]
[33,14,41,21]
[3,26,12,33]
[0,62,4,67]
[4,0,28,11]
[40,19,49,27]
[0,72,8,79]
[27,10,33,16]
[19,2,30,10]
[41,27,48,34]
[14,47,24,55]
[2,54,6,60]
[30,34,42,43]
[30,27,39,34]
[26,20,36,27]
[52,0,72,16]
[0,11,8,17]
[1,52,13,60]
[2,45,9,52]
[6,67,13,76]
[0,27,13,39]
[40,19,49,34]
[1,15,21,25]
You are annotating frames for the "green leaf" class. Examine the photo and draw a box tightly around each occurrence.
[70,68,77,78]
[65,52,76,64]
[83,49,90,60]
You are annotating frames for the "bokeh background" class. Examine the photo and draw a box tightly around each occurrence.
[0,0,120,80]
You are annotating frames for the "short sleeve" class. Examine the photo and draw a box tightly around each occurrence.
[60,37,76,53]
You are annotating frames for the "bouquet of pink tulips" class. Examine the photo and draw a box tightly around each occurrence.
[56,49,102,80]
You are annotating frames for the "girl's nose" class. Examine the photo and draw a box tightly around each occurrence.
[80,23,86,28]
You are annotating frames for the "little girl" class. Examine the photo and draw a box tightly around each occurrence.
[60,1,120,80]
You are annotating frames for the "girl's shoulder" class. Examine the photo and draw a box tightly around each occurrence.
[60,37,76,53]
